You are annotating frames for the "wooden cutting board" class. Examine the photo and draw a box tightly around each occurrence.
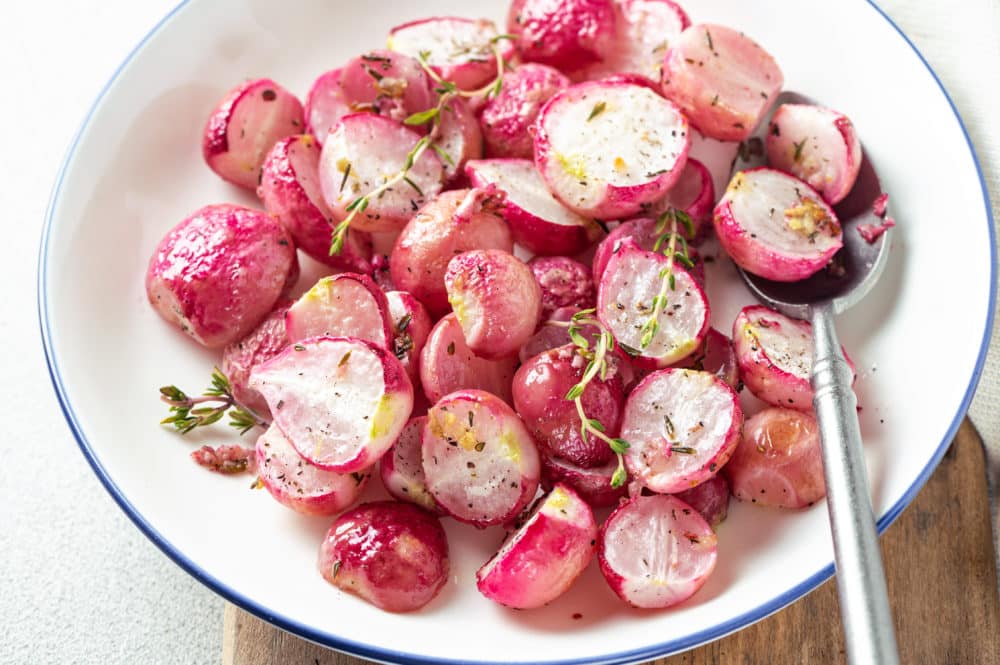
[222,420,1000,664]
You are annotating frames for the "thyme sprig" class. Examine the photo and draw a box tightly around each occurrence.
[638,208,696,350]
[159,368,266,435]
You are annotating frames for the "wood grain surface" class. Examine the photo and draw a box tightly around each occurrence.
[222,420,1000,665]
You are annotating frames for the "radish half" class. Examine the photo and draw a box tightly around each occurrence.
[285,273,393,349]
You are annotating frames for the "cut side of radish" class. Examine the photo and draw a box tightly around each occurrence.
[379,416,440,513]
[528,256,596,319]
[435,97,483,183]
[338,50,436,124]
[386,290,432,383]
[644,157,716,235]
[540,452,627,508]
[304,69,352,145]
[285,273,393,350]
[420,314,518,405]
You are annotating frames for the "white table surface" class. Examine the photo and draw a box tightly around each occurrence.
[2,1,997,664]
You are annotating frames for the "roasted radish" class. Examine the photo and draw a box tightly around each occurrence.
[540,454,626,508]
[435,98,484,183]
[507,0,616,71]
[519,307,600,364]
[386,290,433,383]
[303,69,351,145]
[674,474,730,527]
[713,168,843,282]
[476,484,597,609]
[422,390,541,527]
[672,327,739,390]
[285,273,393,349]
[591,216,705,286]
[645,157,716,235]
[338,50,436,124]
[222,300,291,419]
[478,64,570,159]
[529,256,596,318]
[420,314,518,405]
[379,416,440,512]
[620,368,742,494]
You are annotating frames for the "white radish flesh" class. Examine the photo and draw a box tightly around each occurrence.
[285,273,393,350]
[420,314,518,405]
[379,416,440,512]
[222,300,291,419]
[338,50,436,124]
[435,98,483,182]
[304,69,351,145]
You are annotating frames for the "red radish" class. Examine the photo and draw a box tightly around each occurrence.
[304,69,352,145]
[435,98,483,182]
[660,24,783,142]
[386,291,433,384]
[725,408,826,509]
[767,104,863,205]
[391,188,513,317]
[146,204,298,349]
[645,157,716,235]
[249,336,413,473]
[318,501,449,612]
[202,78,304,190]
[592,216,705,286]
[674,474,730,527]
[599,494,717,608]
[422,390,541,528]
[256,425,371,517]
[621,368,742,494]
[338,50,436,124]
[420,314,518,405]
[318,114,444,233]
[379,416,440,513]
[518,307,600,364]
[597,238,710,368]
[713,168,843,282]
[370,253,395,292]
[478,64,571,159]
[507,0,617,71]
[258,134,373,272]
[671,327,740,390]
[465,159,602,256]
[445,249,542,360]
[534,80,690,219]
[733,305,855,411]
[387,17,515,91]
[285,273,393,350]
[476,484,597,609]
[513,344,624,468]
[540,454,627,507]
[529,256,596,319]
[222,300,291,419]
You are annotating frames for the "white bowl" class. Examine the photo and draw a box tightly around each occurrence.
[38,1,995,663]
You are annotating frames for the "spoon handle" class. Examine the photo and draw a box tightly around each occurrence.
[810,303,900,665]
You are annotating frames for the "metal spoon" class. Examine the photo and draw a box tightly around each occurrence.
[731,91,900,665]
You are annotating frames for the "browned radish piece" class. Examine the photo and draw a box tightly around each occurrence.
[386,291,433,384]
[387,17,515,91]
[285,273,393,349]
[391,188,513,317]
[660,24,783,142]
[476,484,597,608]
[674,474,730,527]
[445,249,542,360]
[528,256,596,319]
[249,336,413,472]
[318,501,449,612]
[420,314,518,404]
[146,204,298,349]
[507,0,616,71]
[671,327,739,391]
[513,344,624,468]
[766,104,863,206]
[258,134,373,272]
[304,69,351,145]
[597,239,710,368]
[621,368,742,494]
[591,217,705,286]
[714,168,843,282]
[202,79,304,190]
[423,390,540,528]
[379,416,440,513]
[317,114,444,233]
[540,454,626,507]
[599,494,717,608]
[222,300,291,419]
[479,64,570,159]
[732,305,855,411]
[338,50,436,124]
[535,80,690,219]
[725,408,826,508]
[645,158,716,238]
[256,425,371,516]
[519,307,601,364]
[466,159,602,256]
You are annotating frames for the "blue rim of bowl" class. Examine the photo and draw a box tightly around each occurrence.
[37,2,996,663]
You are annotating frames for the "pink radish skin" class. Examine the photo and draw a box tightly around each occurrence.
[713,168,843,282]
[479,64,570,159]
[387,17,515,91]
[339,50,436,124]
[733,305,855,411]
[519,306,600,364]
[671,327,740,391]
[660,24,783,142]
[249,336,413,473]
[256,425,371,517]
[285,273,393,350]
[534,80,690,219]
[644,157,716,236]
[674,474,730,527]
[445,249,542,360]
[767,104,863,206]
[304,69,352,145]
[202,78,304,190]
[379,416,441,513]
[507,0,617,71]
[386,291,433,384]
[318,501,449,612]
[146,204,297,349]
[420,314,518,405]
[621,368,743,494]
[529,256,596,319]
[599,494,717,608]
[725,408,826,508]
[370,253,395,292]
[258,134,373,272]
[466,159,602,256]
[540,454,627,508]
[422,390,541,528]
[476,484,597,609]
[592,217,705,286]
[318,114,444,233]
[513,344,624,468]
[391,188,513,317]
[222,300,291,419]
[435,97,483,183]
